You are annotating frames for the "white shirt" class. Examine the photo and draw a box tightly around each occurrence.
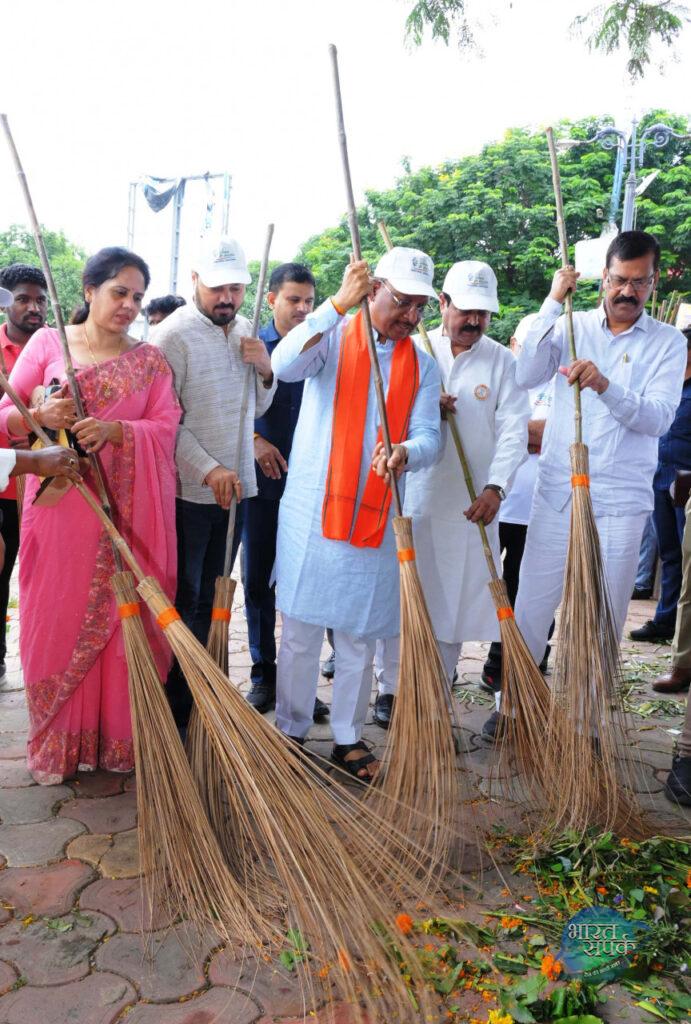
[517,297,686,515]
[0,449,16,492]
[500,381,553,527]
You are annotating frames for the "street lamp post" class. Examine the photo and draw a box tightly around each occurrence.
[558,117,689,230]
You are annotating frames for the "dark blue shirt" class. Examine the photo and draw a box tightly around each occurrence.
[253,320,304,500]
[654,376,691,491]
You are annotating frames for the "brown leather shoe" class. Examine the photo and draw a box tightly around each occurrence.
[652,668,691,694]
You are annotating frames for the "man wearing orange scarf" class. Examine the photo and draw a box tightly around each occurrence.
[271,248,441,781]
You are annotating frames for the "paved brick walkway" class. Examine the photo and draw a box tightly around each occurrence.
[0,574,688,1022]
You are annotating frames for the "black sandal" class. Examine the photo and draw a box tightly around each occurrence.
[330,741,378,784]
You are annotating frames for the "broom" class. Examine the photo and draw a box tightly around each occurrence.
[545,128,647,838]
[187,222,275,859]
[329,45,463,875]
[377,220,555,806]
[0,367,447,1021]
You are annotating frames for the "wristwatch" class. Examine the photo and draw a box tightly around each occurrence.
[485,484,506,500]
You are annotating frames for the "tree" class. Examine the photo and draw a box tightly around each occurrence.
[295,110,689,343]
[244,259,282,331]
[403,1,689,80]
[0,225,86,322]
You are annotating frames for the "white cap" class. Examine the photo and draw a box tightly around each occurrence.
[442,260,499,313]
[0,287,13,307]
[374,247,437,299]
[192,237,251,287]
[513,312,539,346]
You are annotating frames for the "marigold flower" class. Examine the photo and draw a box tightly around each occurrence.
[686,868,691,888]
[488,1011,514,1024]
[318,964,331,978]
[643,885,658,895]
[540,953,563,981]
[481,989,494,1001]
[500,916,523,930]
[395,913,414,935]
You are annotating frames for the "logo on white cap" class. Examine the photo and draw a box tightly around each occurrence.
[373,247,437,299]
[442,260,499,313]
[193,236,251,287]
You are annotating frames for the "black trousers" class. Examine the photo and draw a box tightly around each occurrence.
[0,498,19,665]
[241,496,279,687]
[483,521,553,685]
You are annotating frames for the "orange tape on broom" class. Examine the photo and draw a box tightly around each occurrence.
[157,606,181,630]
[118,602,140,620]
[496,607,514,621]
[211,608,231,622]
[571,474,590,488]
[397,548,416,562]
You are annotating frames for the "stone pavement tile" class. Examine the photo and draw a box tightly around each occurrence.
[0,817,85,867]
[463,744,514,779]
[79,877,175,932]
[256,1005,375,1024]
[0,761,34,788]
[0,908,11,925]
[66,833,112,868]
[0,960,17,994]
[95,920,219,1000]
[208,950,308,1016]
[67,770,127,799]
[124,988,262,1024]
[0,971,136,1024]
[59,790,137,834]
[0,860,96,915]
[0,910,115,985]
[478,773,533,804]
[124,774,136,791]
[0,735,26,760]
[99,828,140,878]
[0,784,73,824]
[0,709,28,734]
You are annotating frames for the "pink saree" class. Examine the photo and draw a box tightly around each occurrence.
[0,328,180,784]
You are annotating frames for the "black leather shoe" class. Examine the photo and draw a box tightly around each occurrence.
[664,754,691,806]
[630,620,675,641]
[373,693,395,730]
[321,650,335,679]
[246,681,276,714]
[480,668,498,694]
[481,710,509,744]
[313,697,330,721]
[631,587,653,600]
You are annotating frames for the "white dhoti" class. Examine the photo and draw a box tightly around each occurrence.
[514,491,648,665]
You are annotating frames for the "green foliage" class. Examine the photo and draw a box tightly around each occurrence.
[0,225,86,323]
[243,259,282,331]
[572,1,689,80]
[295,111,690,345]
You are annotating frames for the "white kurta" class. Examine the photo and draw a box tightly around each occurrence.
[272,300,442,639]
[404,328,530,644]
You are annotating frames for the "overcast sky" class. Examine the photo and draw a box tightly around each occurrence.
[0,0,687,301]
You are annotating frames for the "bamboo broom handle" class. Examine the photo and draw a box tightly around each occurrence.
[329,44,403,517]
[666,291,678,324]
[0,368,146,581]
[546,127,582,445]
[377,222,499,581]
[222,222,275,576]
[650,287,657,319]
[0,114,121,567]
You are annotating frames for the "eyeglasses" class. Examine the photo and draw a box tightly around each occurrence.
[381,280,428,315]
[607,273,655,292]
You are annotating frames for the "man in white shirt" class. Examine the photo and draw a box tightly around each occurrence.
[374,262,530,727]
[482,230,687,740]
[156,237,277,730]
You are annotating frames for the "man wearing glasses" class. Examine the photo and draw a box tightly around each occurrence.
[482,229,686,742]
[270,248,441,781]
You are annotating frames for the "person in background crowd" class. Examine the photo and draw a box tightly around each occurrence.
[146,294,186,328]
[661,486,691,804]
[482,230,686,742]
[374,261,530,729]
[631,514,658,600]
[272,248,441,781]
[156,238,276,731]
[242,262,328,722]
[0,247,180,783]
[631,327,691,647]
[482,313,554,694]
[0,266,49,683]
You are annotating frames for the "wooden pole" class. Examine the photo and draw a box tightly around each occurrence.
[329,45,403,516]
[222,223,274,575]
[546,127,581,445]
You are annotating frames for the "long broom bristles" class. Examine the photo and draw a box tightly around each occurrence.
[110,571,278,946]
[137,574,445,1022]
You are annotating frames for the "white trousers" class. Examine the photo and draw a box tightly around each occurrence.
[375,637,457,693]
[276,615,380,744]
[514,493,648,667]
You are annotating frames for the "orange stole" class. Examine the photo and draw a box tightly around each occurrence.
[321,310,419,548]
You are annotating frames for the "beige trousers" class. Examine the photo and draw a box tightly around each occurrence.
[671,495,691,758]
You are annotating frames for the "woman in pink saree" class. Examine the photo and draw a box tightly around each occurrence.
[0,247,180,784]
